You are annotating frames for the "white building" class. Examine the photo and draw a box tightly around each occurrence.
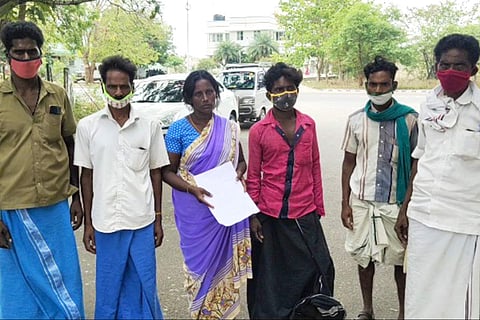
[205,14,285,57]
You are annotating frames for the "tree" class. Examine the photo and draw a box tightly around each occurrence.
[164,55,185,73]
[0,0,94,20]
[247,32,278,62]
[277,0,358,79]
[326,1,410,85]
[196,57,218,72]
[213,40,243,66]
[406,0,480,79]
[87,7,170,78]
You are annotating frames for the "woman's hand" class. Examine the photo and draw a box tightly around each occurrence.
[189,185,214,208]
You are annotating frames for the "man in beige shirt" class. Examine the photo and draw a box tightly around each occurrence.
[0,21,84,319]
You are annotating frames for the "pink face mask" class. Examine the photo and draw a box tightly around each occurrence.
[10,57,42,79]
[436,69,471,93]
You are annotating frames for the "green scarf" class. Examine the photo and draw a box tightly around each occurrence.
[364,99,417,204]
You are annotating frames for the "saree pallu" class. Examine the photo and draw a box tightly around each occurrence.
[173,115,252,319]
[0,199,84,319]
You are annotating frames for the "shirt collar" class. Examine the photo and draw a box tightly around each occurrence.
[261,108,314,128]
[100,104,139,124]
[0,77,57,94]
[435,81,480,109]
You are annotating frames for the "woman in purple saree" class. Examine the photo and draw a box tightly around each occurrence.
[163,70,252,319]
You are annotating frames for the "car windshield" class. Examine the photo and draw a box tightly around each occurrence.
[132,79,185,103]
[222,71,255,90]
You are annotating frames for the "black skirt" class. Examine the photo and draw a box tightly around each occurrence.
[247,212,335,319]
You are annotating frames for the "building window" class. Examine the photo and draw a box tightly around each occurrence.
[275,31,285,41]
[237,31,244,41]
[209,33,226,43]
[254,30,261,39]
[225,33,230,41]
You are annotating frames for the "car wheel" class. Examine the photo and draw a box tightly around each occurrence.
[257,108,266,121]
[229,112,237,122]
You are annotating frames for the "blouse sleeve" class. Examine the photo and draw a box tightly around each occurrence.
[165,120,183,154]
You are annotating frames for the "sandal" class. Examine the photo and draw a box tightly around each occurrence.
[357,311,374,320]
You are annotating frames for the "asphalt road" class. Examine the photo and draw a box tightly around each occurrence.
[75,86,429,319]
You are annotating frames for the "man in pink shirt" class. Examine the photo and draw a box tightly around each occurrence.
[246,62,335,319]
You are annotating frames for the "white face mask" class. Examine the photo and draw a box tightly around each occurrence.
[103,91,133,109]
[368,91,393,106]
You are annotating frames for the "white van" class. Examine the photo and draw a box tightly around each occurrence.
[219,64,272,123]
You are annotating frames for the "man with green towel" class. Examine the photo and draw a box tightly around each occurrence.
[340,56,418,320]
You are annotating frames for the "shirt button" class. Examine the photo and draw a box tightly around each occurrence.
[379,154,383,158]
[380,140,384,144]
[378,169,381,172]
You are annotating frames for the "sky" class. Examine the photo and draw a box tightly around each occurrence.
[161,0,441,58]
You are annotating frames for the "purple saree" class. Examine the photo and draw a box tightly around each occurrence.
[173,114,252,319]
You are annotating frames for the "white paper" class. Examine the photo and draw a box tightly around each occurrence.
[193,162,259,226]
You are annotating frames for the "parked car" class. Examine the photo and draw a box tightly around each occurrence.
[131,74,238,134]
[218,63,272,123]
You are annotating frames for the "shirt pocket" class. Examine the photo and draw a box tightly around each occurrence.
[453,130,480,159]
[295,141,312,166]
[126,147,149,171]
[42,113,62,143]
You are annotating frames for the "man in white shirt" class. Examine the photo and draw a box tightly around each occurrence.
[395,34,480,319]
[74,55,169,319]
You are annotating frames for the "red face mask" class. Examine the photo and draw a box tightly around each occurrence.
[436,69,471,93]
[10,57,42,79]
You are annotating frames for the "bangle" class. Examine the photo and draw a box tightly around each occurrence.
[155,211,162,216]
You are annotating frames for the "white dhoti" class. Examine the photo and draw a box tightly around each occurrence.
[406,218,480,319]
[345,197,405,268]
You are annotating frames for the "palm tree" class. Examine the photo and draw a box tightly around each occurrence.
[214,40,243,66]
[247,32,279,62]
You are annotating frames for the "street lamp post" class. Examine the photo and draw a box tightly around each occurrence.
[186,0,191,72]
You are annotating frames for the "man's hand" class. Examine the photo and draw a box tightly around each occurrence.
[0,221,12,249]
[83,224,96,254]
[341,203,354,230]
[154,216,164,248]
[70,197,83,230]
[250,215,264,243]
[236,170,247,192]
[395,207,409,247]
[190,186,214,208]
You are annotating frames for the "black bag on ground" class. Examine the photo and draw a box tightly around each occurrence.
[290,292,346,319]
[289,220,347,320]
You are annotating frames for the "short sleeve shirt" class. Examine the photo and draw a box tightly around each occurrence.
[0,78,77,209]
[341,103,418,203]
[74,106,170,233]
